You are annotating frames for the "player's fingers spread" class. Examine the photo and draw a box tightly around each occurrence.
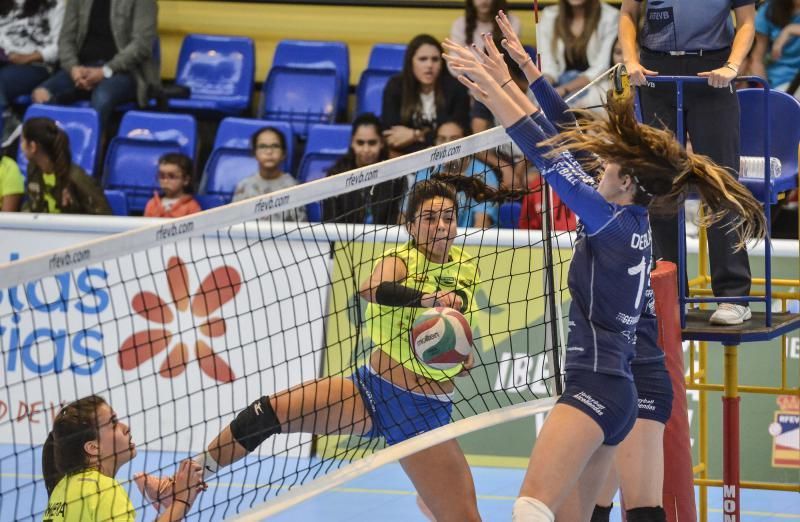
[469,44,485,64]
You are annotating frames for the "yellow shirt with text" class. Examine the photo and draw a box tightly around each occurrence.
[365,241,479,381]
[43,469,134,522]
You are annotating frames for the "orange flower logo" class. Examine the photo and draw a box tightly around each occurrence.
[119,257,242,382]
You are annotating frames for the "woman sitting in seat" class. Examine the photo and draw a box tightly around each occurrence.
[382,34,470,157]
[323,113,406,224]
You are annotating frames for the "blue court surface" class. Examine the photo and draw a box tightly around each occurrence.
[2,445,798,520]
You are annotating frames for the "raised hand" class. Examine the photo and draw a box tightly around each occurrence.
[479,32,514,85]
[496,10,530,66]
[442,39,496,104]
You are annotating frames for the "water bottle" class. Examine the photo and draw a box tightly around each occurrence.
[739,156,781,179]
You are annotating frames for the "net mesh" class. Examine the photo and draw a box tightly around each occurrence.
[0,127,577,521]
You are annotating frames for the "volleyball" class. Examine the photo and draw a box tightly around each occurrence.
[410,307,473,370]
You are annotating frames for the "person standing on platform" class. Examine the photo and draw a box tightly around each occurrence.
[619,0,758,325]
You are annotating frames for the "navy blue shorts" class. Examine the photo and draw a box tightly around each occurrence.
[632,360,674,425]
[557,370,638,446]
[349,365,454,446]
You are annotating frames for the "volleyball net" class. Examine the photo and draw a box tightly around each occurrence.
[0,125,578,520]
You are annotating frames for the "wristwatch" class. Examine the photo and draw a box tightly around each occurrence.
[102,65,114,79]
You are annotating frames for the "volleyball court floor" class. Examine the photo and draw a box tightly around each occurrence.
[2,445,798,521]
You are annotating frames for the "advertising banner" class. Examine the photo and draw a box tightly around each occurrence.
[0,224,331,458]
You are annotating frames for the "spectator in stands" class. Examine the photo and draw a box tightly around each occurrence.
[0,0,64,137]
[449,0,521,52]
[416,120,499,228]
[232,126,306,221]
[537,0,619,108]
[323,113,406,224]
[749,0,800,97]
[382,34,470,157]
[144,152,201,218]
[519,170,577,231]
[20,117,110,214]
[31,0,159,131]
[0,153,23,211]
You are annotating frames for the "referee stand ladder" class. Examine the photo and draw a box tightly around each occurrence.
[645,75,800,522]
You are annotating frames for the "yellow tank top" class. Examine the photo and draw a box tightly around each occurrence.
[43,469,134,522]
[365,241,479,381]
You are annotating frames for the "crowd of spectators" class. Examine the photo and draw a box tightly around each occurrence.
[0,0,796,245]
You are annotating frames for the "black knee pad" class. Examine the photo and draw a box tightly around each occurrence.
[590,504,612,522]
[229,396,282,452]
[626,506,667,522]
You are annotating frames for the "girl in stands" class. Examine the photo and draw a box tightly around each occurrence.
[42,395,204,521]
[139,175,523,522]
[324,113,406,224]
[536,0,618,108]
[20,117,110,215]
[144,152,202,218]
[749,0,800,97]
[443,26,764,521]
[382,34,470,157]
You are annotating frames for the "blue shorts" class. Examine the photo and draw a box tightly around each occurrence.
[632,360,674,425]
[349,365,454,446]
[557,370,638,446]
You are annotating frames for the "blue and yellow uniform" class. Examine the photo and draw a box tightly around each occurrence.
[43,469,134,522]
[355,240,479,445]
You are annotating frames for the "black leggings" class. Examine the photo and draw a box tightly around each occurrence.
[638,50,752,300]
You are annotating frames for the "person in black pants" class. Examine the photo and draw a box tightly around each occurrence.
[619,0,758,325]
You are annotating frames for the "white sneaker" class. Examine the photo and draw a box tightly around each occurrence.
[709,304,752,325]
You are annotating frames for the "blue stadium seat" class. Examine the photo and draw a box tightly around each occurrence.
[103,111,198,212]
[168,34,255,116]
[272,40,349,117]
[103,139,181,213]
[498,202,522,229]
[367,43,406,72]
[195,194,227,210]
[117,111,197,157]
[212,117,294,172]
[355,69,396,118]
[200,148,258,202]
[296,152,340,222]
[104,190,129,216]
[305,124,351,155]
[738,88,800,204]
[260,66,338,138]
[18,104,100,176]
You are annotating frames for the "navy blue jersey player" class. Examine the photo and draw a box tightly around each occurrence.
[506,35,676,521]
[443,23,765,522]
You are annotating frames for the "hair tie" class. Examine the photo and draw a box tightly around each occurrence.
[633,175,653,197]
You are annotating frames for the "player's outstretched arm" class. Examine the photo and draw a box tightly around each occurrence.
[359,255,463,310]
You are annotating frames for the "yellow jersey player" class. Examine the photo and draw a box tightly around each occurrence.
[42,395,204,522]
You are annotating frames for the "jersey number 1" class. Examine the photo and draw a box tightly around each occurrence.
[627,256,648,310]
